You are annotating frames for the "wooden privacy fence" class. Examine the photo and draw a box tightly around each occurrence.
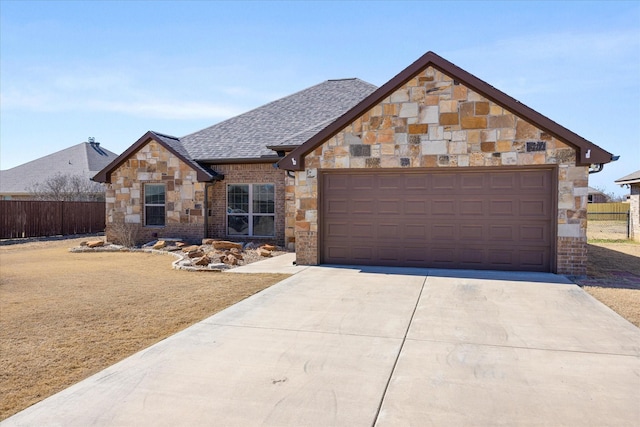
[587,202,630,221]
[0,201,105,239]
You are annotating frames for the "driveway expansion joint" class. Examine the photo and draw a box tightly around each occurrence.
[372,276,428,426]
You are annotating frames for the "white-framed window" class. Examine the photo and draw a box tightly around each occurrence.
[227,184,275,237]
[144,183,166,226]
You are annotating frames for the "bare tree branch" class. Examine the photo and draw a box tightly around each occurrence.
[28,173,106,201]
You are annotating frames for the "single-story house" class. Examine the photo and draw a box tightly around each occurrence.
[587,187,609,203]
[615,170,640,241]
[94,51,615,276]
[0,139,117,200]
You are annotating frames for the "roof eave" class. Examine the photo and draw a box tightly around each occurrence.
[277,51,614,171]
[92,131,215,183]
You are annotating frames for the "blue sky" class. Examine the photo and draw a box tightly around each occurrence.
[1,0,638,196]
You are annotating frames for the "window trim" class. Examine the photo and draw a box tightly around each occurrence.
[226,183,275,237]
[144,183,166,227]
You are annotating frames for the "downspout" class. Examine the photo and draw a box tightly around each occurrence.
[588,155,619,175]
[204,183,212,239]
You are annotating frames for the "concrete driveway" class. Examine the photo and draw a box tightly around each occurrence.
[3,261,639,426]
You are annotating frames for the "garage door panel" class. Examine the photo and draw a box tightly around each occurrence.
[488,249,516,266]
[432,174,457,190]
[520,225,548,242]
[403,224,428,239]
[351,223,374,238]
[405,199,428,214]
[460,174,485,190]
[460,200,484,215]
[352,199,375,214]
[520,172,548,190]
[378,199,401,214]
[432,200,456,215]
[519,249,549,269]
[325,175,349,190]
[379,175,403,189]
[459,248,485,265]
[459,224,484,240]
[405,175,429,189]
[488,225,515,241]
[519,199,549,216]
[352,175,375,190]
[327,199,349,214]
[351,246,374,261]
[490,173,516,190]
[326,222,349,238]
[322,169,554,272]
[432,224,456,240]
[489,200,516,215]
[378,223,400,239]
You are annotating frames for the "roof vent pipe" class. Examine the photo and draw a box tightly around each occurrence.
[88,137,95,144]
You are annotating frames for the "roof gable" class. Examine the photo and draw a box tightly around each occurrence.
[92,131,218,183]
[278,51,614,171]
[180,78,377,161]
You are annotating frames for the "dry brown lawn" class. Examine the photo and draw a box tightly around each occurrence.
[0,237,289,420]
[578,241,640,328]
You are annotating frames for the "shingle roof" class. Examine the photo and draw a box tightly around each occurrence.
[0,142,118,195]
[615,170,640,185]
[180,78,377,161]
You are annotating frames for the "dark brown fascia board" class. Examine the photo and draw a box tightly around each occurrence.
[92,131,214,183]
[266,145,299,152]
[278,51,613,171]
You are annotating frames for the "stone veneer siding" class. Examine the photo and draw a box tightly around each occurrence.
[630,184,640,242]
[291,66,590,276]
[206,163,292,247]
[105,141,207,244]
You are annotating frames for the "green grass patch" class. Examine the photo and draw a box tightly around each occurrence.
[587,239,638,244]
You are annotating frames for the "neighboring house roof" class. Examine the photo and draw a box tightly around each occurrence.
[0,141,118,195]
[94,79,377,183]
[278,51,615,171]
[615,170,640,186]
[180,78,377,161]
[92,131,223,183]
[587,186,607,195]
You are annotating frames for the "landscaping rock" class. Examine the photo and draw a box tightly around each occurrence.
[212,240,243,251]
[187,249,205,258]
[152,240,166,250]
[202,238,215,245]
[259,249,272,257]
[176,242,187,248]
[193,255,211,266]
[261,244,276,252]
[181,245,199,253]
[87,240,104,248]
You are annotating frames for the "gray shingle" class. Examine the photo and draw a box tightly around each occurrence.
[615,170,640,184]
[0,142,118,195]
[180,78,377,161]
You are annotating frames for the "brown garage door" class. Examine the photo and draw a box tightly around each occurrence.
[321,168,555,272]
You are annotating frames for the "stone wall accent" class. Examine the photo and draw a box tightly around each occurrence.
[105,140,207,244]
[294,66,589,275]
[630,185,640,242]
[206,163,290,246]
